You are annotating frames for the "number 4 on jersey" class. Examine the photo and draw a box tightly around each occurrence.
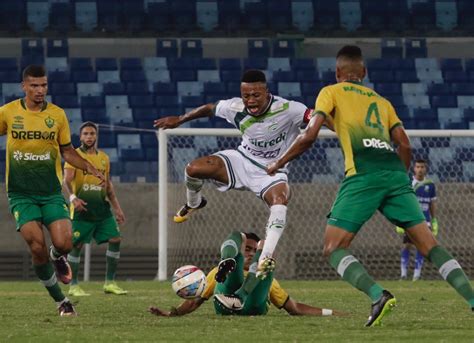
[365,102,384,133]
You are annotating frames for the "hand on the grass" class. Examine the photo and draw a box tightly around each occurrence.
[148,306,171,317]
[395,226,405,235]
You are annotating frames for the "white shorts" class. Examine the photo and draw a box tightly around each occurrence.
[212,149,288,199]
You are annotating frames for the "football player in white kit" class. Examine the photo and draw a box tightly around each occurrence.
[154,70,314,311]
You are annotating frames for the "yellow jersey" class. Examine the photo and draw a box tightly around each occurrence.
[315,81,405,176]
[0,99,71,195]
[64,147,112,221]
[201,267,290,309]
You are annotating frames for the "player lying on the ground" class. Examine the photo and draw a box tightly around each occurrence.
[396,159,438,281]
[154,69,326,310]
[267,45,474,326]
[149,232,344,317]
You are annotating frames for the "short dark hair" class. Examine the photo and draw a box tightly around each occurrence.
[79,121,98,135]
[415,159,427,165]
[336,45,363,60]
[22,65,47,80]
[243,232,261,242]
[241,69,266,83]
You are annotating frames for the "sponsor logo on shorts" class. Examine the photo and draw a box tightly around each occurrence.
[13,150,51,161]
[362,138,394,151]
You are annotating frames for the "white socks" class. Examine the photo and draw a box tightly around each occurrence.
[260,204,287,263]
[185,171,204,208]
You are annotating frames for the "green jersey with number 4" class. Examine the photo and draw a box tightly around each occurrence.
[314,81,405,177]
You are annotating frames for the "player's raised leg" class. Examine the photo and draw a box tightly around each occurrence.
[174,156,228,223]
[21,221,76,316]
[256,182,289,279]
[215,231,244,283]
[324,225,396,327]
[405,223,474,310]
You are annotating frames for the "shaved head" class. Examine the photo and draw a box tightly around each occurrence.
[335,45,366,83]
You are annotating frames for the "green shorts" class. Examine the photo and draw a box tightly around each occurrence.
[8,192,70,231]
[214,253,272,316]
[72,216,120,245]
[327,170,425,233]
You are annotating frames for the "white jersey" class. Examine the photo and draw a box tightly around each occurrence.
[215,95,310,169]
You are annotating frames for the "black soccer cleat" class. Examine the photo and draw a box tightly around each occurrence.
[215,258,236,283]
[365,290,397,327]
[52,255,73,285]
[58,300,77,317]
[173,197,207,223]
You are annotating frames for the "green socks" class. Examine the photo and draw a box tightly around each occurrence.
[67,247,82,285]
[220,231,242,260]
[329,248,384,303]
[235,249,262,302]
[34,263,65,302]
[106,242,121,282]
[428,245,474,307]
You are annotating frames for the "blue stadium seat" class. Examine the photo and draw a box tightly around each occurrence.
[406,38,427,58]
[122,0,145,32]
[394,70,419,83]
[156,95,180,108]
[248,39,270,58]
[96,0,121,32]
[171,0,197,31]
[313,0,339,30]
[361,1,387,32]
[197,1,218,32]
[436,0,457,32]
[121,70,146,82]
[156,39,178,58]
[103,82,126,95]
[0,1,26,32]
[340,0,361,32]
[295,70,319,83]
[133,108,159,121]
[82,108,109,124]
[392,58,415,70]
[117,134,141,150]
[0,71,21,83]
[53,95,79,108]
[145,70,171,83]
[147,2,171,32]
[141,132,158,148]
[217,0,240,32]
[22,39,44,57]
[404,94,430,108]
[267,57,291,72]
[375,83,402,95]
[50,82,76,95]
[197,58,217,70]
[243,0,267,31]
[143,57,167,71]
[292,58,315,71]
[181,39,203,58]
[21,55,44,70]
[153,82,177,95]
[440,58,463,72]
[182,96,205,109]
[197,70,220,82]
[395,106,411,121]
[75,1,97,32]
[381,38,403,58]
[320,71,336,84]
[171,70,197,82]
[278,82,301,97]
[411,2,436,31]
[219,58,241,71]
[78,83,103,99]
[452,83,474,95]
[177,81,203,96]
[109,107,133,125]
[120,58,142,70]
[243,57,268,70]
[81,95,105,108]
[126,82,150,95]
[431,95,457,108]
[457,96,474,109]
[273,71,296,82]
[317,57,336,72]
[46,57,68,72]
[427,83,451,96]
[27,1,49,33]
[291,0,314,32]
[369,71,394,83]
[367,58,392,70]
[386,95,405,107]
[226,82,241,96]
[220,70,241,83]
[444,71,469,83]
[48,71,70,82]
[129,95,154,108]
[2,83,23,98]
[273,40,296,57]
[96,58,118,71]
[267,0,291,32]
[167,57,197,70]
[72,70,97,82]
[70,57,93,71]
[0,58,18,72]
[301,82,324,96]
[49,2,74,32]
[413,108,438,121]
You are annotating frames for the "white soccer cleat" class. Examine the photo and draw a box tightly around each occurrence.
[214,294,243,311]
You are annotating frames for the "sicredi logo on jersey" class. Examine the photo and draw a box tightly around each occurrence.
[362,138,394,151]
[13,150,51,161]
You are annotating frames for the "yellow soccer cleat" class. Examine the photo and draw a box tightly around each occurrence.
[365,290,397,327]
[256,257,276,280]
[103,282,128,295]
[68,285,91,297]
[173,198,207,223]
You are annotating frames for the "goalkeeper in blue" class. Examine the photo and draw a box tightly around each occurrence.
[149,232,344,317]
[396,159,438,281]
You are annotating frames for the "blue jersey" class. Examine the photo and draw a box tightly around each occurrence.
[412,178,436,223]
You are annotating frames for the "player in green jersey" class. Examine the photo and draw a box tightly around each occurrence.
[267,46,474,326]
[0,65,104,316]
[64,122,127,296]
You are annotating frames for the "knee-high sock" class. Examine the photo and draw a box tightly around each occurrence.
[401,248,410,278]
[235,249,262,302]
[67,247,82,285]
[260,205,287,263]
[329,248,384,303]
[185,171,204,208]
[428,245,474,308]
[106,242,121,282]
[413,250,424,279]
[220,231,242,260]
[34,263,66,303]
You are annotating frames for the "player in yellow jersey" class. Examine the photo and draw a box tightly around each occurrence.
[63,122,127,296]
[149,232,344,317]
[0,65,104,316]
[267,46,474,326]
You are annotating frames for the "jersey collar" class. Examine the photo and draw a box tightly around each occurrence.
[20,98,48,112]
[345,80,363,85]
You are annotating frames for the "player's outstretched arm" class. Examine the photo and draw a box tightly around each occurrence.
[149,298,206,317]
[61,144,105,183]
[153,103,216,129]
[390,126,412,171]
[267,114,326,175]
[283,298,346,317]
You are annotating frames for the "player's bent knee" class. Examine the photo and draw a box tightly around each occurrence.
[30,242,48,261]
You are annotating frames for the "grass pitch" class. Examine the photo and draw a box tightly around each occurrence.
[0,280,472,342]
